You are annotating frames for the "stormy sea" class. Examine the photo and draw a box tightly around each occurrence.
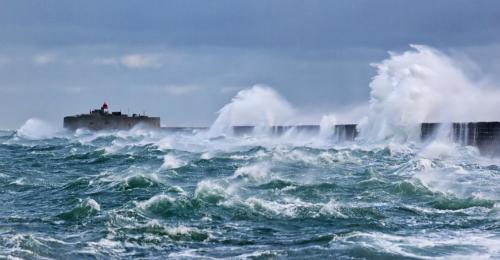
[1,46,500,259]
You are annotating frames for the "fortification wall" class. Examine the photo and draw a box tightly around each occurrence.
[64,115,160,130]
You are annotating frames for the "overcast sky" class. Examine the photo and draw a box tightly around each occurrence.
[1,0,500,128]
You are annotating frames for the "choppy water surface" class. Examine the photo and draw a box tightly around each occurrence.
[1,127,499,259]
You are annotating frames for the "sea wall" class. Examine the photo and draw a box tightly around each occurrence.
[223,123,499,155]
[421,122,500,155]
[229,124,358,139]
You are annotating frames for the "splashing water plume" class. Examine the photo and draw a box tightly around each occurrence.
[319,114,337,139]
[17,118,60,140]
[209,85,295,136]
[359,45,500,142]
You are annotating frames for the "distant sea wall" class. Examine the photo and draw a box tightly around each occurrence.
[169,122,499,155]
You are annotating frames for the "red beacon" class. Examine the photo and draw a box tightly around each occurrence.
[101,102,109,111]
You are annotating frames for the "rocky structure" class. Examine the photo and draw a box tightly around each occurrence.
[63,103,160,131]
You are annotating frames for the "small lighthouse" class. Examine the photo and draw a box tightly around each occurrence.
[101,102,109,112]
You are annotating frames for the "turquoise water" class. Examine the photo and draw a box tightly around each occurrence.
[1,128,499,259]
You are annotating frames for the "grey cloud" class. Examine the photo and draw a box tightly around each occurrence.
[1,1,499,49]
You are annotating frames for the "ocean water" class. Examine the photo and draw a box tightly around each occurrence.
[3,45,500,259]
[1,126,499,259]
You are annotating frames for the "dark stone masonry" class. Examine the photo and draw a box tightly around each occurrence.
[421,122,500,155]
[64,106,160,131]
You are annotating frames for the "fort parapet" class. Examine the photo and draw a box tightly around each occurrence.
[64,103,160,131]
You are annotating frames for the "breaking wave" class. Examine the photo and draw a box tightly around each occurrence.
[16,118,61,140]
[359,44,500,142]
[209,84,295,136]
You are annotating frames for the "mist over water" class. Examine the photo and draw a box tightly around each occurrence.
[2,45,500,259]
[16,118,62,140]
[359,44,500,142]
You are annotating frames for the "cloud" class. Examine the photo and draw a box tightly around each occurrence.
[164,84,201,95]
[33,53,55,65]
[120,54,161,69]
[93,54,161,69]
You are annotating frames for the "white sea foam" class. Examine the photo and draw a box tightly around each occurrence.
[156,137,172,150]
[245,197,323,218]
[168,185,188,196]
[234,163,271,183]
[161,154,186,169]
[164,225,206,238]
[16,118,60,140]
[319,199,347,218]
[137,194,175,210]
[83,198,101,212]
[194,180,233,201]
[167,249,210,259]
[415,164,500,200]
[10,178,26,186]
[335,231,500,259]
[3,233,72,259]
[268,146,319,166]
[200,152,214,160]
[419,141,461,160]
[245,197,300,217]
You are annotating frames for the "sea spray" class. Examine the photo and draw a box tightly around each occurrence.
[358,44,500,142]
[17,118,60,140]
[208,85,295,136]
[319,114,337,139]
[161,154,186,169]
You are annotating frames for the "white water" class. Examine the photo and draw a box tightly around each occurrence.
[16,118,60,140]
[359,44,500,142]
[319,114,337,139]
[208,85,295,136]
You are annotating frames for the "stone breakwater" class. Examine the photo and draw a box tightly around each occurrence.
[421,122,500,155]
[164,122,498,155]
